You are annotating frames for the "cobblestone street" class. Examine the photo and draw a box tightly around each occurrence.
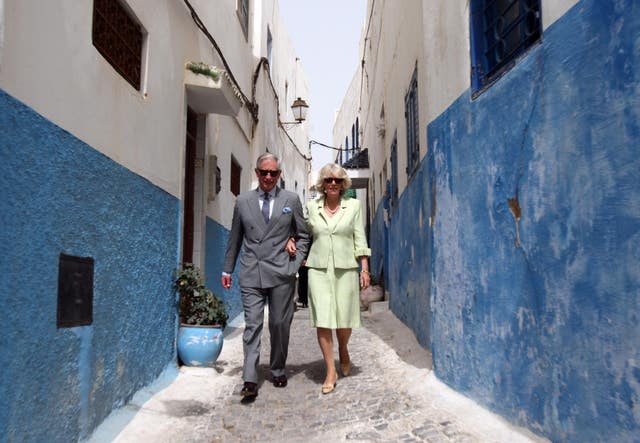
[89,307,547,443]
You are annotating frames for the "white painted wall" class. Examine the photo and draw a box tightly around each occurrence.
[334,0,580,214]
[203,0,311,230]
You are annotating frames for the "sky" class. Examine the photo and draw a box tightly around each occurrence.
[278,0,367,170]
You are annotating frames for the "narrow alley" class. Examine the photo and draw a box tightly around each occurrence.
[89,307,546,443]
[3,1,638,440]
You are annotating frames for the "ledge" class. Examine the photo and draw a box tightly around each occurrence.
[185,69,242,117]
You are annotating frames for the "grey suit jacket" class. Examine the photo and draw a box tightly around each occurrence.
[223,186,310,288]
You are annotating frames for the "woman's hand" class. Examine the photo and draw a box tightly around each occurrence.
[358,257,371,289]
[359,270,370,289]
[285,237,297,256]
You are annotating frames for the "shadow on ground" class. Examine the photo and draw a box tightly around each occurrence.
[361,310,433,370]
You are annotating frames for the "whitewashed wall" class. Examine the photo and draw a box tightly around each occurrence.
[335,0,580,213]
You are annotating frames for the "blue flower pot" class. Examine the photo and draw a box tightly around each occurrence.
[177,324,224,367]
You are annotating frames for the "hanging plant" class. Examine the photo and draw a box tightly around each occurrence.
[186,61,220,82]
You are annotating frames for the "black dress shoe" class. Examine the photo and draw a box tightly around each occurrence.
[240,382,258,400]
[272,375,288,388]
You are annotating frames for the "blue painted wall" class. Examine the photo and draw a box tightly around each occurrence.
[0,90,180,442]
[368,200,387,285]
[205,217,243,321]
[374,0,640,441]
[386,167,433,349]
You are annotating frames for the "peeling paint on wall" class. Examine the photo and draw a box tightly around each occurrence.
[370,0,640,441]
[426,1,639,441]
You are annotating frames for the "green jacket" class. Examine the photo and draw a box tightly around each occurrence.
[305,196,371,269]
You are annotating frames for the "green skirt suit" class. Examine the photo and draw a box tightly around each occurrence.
[305,196,371,329]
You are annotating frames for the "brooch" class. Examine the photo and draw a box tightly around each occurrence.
[282,207,292,214]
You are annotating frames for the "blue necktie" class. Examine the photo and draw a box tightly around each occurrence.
[262,192,270,223]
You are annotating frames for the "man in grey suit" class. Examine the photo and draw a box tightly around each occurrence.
[221,152,310,401]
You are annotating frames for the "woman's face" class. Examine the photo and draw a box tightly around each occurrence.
[323,176,344,198]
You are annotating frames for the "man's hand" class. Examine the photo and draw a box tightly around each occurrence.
[221,274,232,289]
[285,237,297,256]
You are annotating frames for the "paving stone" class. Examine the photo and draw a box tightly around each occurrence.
[88,309,549,443]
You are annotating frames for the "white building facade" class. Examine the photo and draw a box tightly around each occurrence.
[0,0,310,440]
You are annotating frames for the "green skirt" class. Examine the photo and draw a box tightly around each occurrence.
[308,262,361,329]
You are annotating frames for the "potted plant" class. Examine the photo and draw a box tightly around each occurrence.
[173,263,229,367]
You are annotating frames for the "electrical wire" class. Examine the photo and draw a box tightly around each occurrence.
[309,140,342,151]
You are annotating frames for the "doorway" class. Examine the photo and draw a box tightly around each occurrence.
[182,107,197,264]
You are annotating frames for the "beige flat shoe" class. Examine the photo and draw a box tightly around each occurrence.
[340,361,352,377]
[321,381,337,395]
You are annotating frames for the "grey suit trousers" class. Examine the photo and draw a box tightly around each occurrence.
[241,281,295,383]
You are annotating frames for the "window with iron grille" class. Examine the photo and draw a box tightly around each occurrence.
[405,67,419,176]
[470,0,541,97]
[390,133,399,207]
[230,156,241,196]
[92,0,144,90]
[237,0,249,39]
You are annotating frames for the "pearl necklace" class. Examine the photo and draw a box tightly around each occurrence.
[324,203,340,215]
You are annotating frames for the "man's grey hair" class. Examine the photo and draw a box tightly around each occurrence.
[255,152,280,169]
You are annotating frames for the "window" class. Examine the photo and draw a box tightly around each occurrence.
[267,27,273,74]
[352,124,356,156]
[237,0,249,39]
[345,137,349,162]
[92,0,144,90]
[230,156,241,196]
[390,133,398,207]
[355,118,360,150]
[405,66,419,175]
[470,0,541,96]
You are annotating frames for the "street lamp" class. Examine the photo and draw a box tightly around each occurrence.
[291,97,309,122]
[281,97,309,126]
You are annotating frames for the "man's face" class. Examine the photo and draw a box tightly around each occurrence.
[255,158,280,193]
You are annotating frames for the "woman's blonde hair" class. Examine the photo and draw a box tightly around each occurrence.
[315,163,352,194]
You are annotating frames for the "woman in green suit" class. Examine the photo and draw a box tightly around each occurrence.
[302,163,371,394]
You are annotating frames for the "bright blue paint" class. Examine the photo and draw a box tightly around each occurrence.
[205,217,243,322]
[387,167,433,349]
[71,326,93,438]
[0,89,180,442]
[371,0,640,440]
